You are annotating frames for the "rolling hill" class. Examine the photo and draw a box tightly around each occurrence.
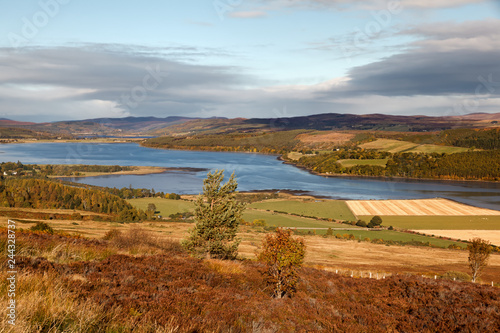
[1,112,499,137]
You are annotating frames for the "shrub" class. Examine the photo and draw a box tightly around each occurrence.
[442,271,471,282]
[252,219,266,227]
[103,229,122,241]
[356,220,367,227]
[258,228,306,298]
[368,215,383,228]
[30,222,54,234]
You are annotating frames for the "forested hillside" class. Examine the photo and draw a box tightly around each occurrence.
[439,128,500,150]
[0,178,145,221]
[295,150,500,181]
[143,130,307,154]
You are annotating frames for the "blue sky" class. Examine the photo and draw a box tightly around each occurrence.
[0,0,499,121]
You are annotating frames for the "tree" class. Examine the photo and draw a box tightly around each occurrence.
[183,170,245,259]
[147,203,157,218]
[258,228,306,299]
[368,215,382,228]
[468,237,492,283]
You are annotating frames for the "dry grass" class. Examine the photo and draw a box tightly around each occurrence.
[417,230,500,247]
[347,198,500,216]
[0,270,184,333]
[2,217,500,284]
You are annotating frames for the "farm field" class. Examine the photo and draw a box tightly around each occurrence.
[297,131,355,144]
[417,230,500,247]
[338,158,388,167]
[3,217,499,283]
[347,198,500,216]
[249,199,356,221]
[406,144,469,154]
[127,198,194,216]
[358,138,468,154]
[243,209,349,229]
[356,215,500,230]
[315,229,466,248]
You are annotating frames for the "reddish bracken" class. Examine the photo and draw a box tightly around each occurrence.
[9,229,500,332]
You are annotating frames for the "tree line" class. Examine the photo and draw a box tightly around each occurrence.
[0,162,133,177]
[0,178,146,221]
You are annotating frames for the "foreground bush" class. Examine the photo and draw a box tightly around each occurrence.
[258,228,306,298]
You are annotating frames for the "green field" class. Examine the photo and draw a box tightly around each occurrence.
[127,198,195,216]
[295,229,465,248]
[406,144,468,154]
[357,215,500,230]
[359,139,468,154]
[338,159,388,167]
[243,210,353,229]
[250,200,356,221]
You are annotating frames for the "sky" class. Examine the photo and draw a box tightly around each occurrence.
[0,0,499,122]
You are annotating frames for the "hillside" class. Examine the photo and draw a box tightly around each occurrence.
[3,228,500,332]
[0,126,64,140]
[2,112,499,137]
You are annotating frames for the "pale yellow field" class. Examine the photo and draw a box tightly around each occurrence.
[347,198,500,216]
[297,132,355,144]
[417,230,500,247]
[3,217,500,283]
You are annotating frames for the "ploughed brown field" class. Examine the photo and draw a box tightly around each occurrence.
[347,198,500,216]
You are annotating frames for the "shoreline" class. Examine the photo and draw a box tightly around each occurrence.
[53,166,208,178]
[3,140,499,184]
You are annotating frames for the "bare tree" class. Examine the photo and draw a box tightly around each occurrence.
[468,237,492,283]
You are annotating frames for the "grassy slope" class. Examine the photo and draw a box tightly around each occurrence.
[338,158,389,167]
[127,198,194,216]
[243,210,351,228]
[250,199,357,221]
[358,215,500,230]
[321,229,466,248]
[359,138,468,154]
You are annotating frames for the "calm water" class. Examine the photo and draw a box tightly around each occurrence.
[1,142,499,210]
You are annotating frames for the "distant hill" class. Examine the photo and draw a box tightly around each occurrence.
[12,116,200,136]
[0,119,36,126]
[149,112,500,135]
[2,112,499,136]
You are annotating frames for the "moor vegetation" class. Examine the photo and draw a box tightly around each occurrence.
[2,227,500,332]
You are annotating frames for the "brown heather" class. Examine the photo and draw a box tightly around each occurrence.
[2,228,500,332]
